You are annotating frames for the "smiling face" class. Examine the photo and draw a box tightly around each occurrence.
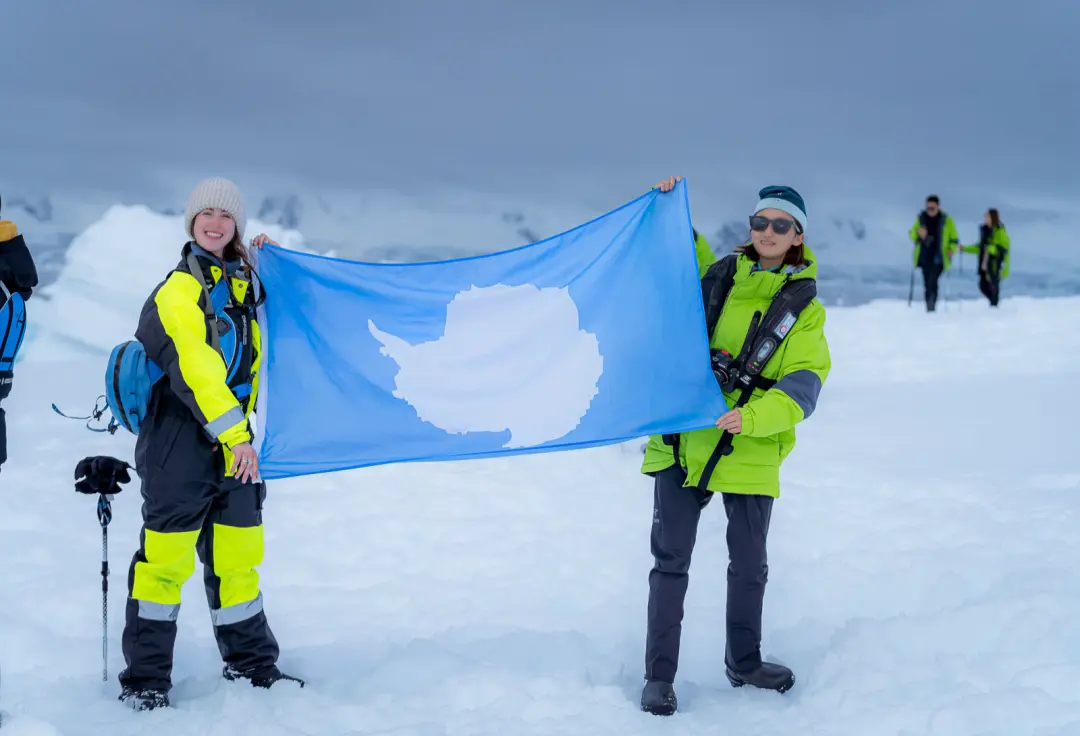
[749,207,804,266]
[192,208,237,256]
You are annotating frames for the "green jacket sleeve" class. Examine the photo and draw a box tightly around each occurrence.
[992,226,1011,278]
[739,302,830,438]
[992,226,1010,254]
[909,218,922,243]
[959,227,1009,257]
[909,218,924,266]
[135,271,251,448]
[694,231,717,278]
[942,217,959,269]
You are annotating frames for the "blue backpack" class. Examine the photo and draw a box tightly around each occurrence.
[55,253,250,435]
[102,339,167,435]
[0,281,27,379]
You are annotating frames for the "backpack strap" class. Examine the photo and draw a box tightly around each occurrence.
[702,254,740,342]
[661,254,740,467]
[1,280,12,367]
[695,275,817,491]
[0,280,27,373]
[184,252,262,414]
[185,251,228,358]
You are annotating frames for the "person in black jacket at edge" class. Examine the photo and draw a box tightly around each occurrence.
[0,198,40,476]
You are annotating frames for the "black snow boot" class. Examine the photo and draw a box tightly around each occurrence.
[223,664,305,689]
[640,679,677,716]
[118,686,170,711]
[725,661,795,693]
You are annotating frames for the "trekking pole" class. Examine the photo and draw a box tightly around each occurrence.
[74,456,132,683]
[909,237,923,307]
[958,249,964,311]
[98,493,114,681]
[942,261,951,312]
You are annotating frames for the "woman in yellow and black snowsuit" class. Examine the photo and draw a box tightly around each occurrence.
[118,178,301,711]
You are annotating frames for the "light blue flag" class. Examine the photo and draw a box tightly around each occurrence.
[252,179,727,479]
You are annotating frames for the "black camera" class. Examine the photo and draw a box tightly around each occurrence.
[710,348,738,392]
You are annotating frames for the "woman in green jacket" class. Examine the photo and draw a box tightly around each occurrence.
[959,208,1010,307]
[639,177,831,715]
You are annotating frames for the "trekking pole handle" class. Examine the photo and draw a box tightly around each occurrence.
[96,494,113,528]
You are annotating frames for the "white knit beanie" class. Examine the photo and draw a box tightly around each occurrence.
[185,177,247,241]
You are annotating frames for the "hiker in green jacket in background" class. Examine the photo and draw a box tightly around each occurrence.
[958,208,1010,307]
[908,195,959,312]
[639,176,831,716]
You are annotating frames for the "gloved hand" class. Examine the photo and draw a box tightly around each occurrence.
[0,197,40,300]
[74,456,132,495]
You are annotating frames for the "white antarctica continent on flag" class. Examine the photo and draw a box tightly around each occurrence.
[368,283,604,448]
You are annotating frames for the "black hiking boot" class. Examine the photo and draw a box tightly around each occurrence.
[640,679,677,716]
[725,661,795,693]
[118,686,170,711]
[223,664,305,689]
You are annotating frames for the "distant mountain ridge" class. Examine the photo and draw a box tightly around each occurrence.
[4,187,1078,307]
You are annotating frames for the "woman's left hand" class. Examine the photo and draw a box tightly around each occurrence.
[716,409,743,434]
[230,442,260,483]
[250,233,278,249]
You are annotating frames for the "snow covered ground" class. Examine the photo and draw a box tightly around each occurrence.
[2,282,1078,734]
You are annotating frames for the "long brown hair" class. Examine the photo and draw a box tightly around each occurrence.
[734,240,807,267]
[224,232,254,275]
[222,231,265,305]
[988,208,1002,229]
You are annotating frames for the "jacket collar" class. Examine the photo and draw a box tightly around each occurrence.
[739,244,818,281]
[187,241,242,276]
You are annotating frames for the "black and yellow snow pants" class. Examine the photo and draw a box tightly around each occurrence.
[118,391,278,693]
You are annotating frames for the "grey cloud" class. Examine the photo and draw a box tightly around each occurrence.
[1,0,1076,218]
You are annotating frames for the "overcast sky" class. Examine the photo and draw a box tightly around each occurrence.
[2,0,1077,221]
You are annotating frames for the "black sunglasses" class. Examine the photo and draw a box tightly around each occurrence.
[749,215,801,235]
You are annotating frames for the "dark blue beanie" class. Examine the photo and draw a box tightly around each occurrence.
[755,185,807,231]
